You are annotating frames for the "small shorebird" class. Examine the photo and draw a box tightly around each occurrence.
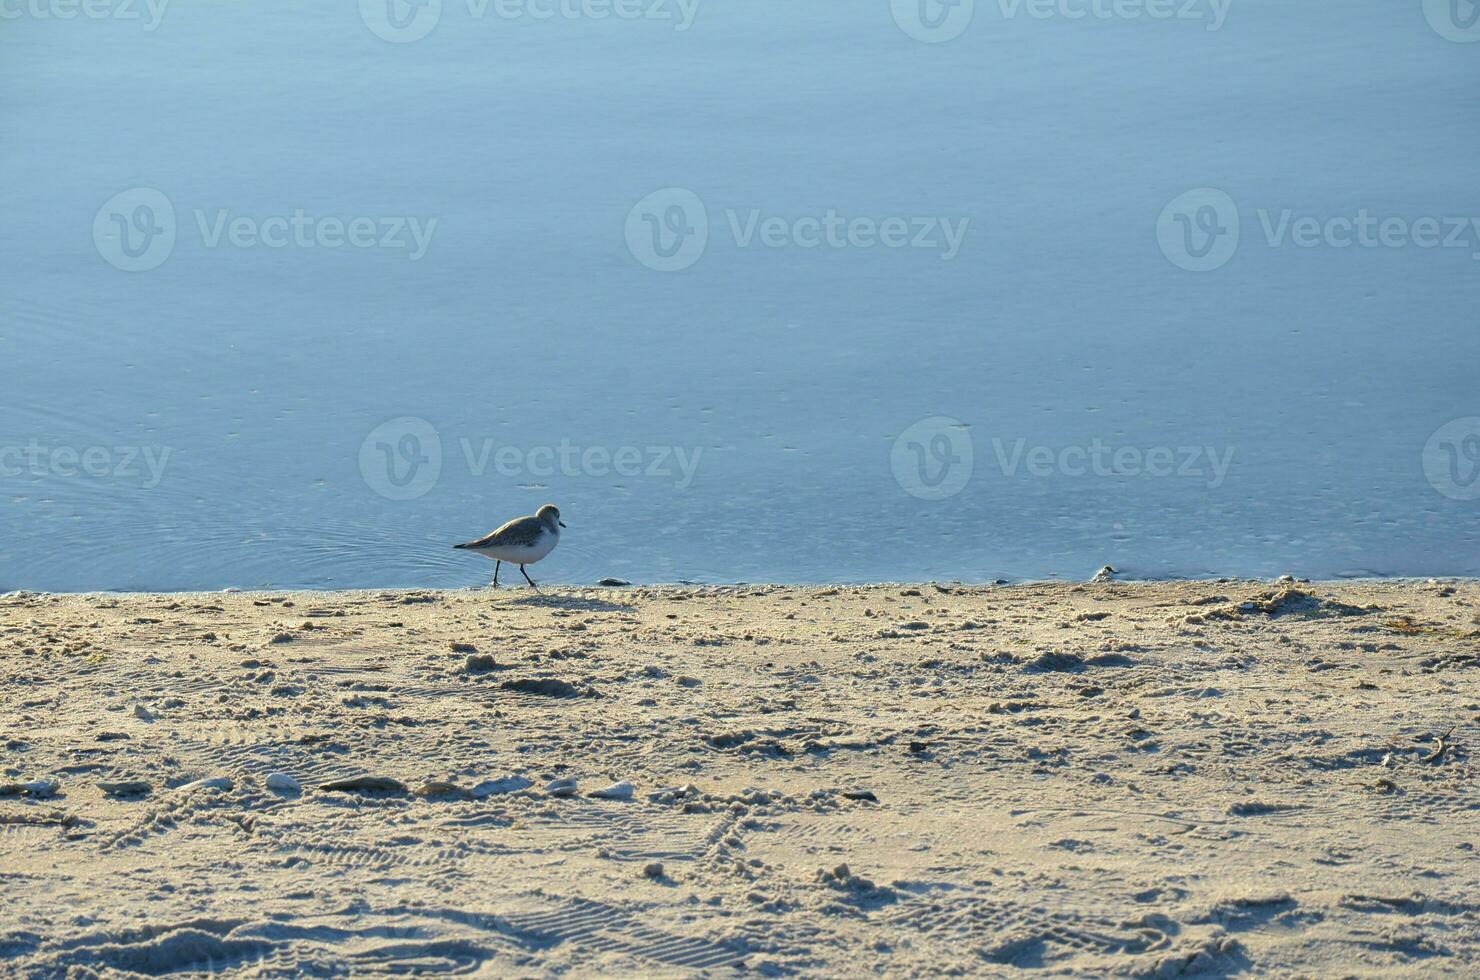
[453,504,565,589]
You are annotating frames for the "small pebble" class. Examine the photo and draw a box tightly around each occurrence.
[545,777,579,798]
[98,780,152,797]
[589,781,634,800]
[265,772,301,793]
[320,776,407,795]
[414,781,465,797]
[472,776,532,797]
[0,780,58,799]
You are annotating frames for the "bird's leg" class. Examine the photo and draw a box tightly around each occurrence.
[493,560,501,588]
[520,565,540,591]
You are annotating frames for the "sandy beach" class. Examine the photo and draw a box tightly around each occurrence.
[1,581,1476,976]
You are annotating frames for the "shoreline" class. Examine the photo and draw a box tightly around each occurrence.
[7,574,1480,600]
[3,581,1477,974]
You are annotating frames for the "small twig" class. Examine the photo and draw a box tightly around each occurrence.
[1422,726,1456,765]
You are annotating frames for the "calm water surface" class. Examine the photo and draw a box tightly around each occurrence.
[3,1,1478,590]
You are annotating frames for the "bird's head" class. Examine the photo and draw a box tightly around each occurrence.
[537,504,566,529]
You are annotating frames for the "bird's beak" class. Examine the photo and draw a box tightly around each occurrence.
[559,521,567,528]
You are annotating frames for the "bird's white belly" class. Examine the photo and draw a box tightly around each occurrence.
[472,534,557,565]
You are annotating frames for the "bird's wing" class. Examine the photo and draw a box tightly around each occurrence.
[458,516,542,550]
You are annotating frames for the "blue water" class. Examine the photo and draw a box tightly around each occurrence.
[3,1,1478,591]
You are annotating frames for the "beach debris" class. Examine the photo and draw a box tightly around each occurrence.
[0,809,79,829]
[450,641,477,654]
[704,729,804,758]
[500,677,599,699]
[544,776,579,798]
[987,699,1039,714]
[815,864,898,904]
[0,779,58,799]
[319,776,407,795]
[599,578,631,587]
[265,773,301,794]
[588,780,634,800]
[98,780,153,797]
[177,776,233,793]
[471,776,533,797]
[643,861,666,879]
[1423,728,1456,765]
[133,704,154,722]
[464,653,499,673]
[1183,587,1376,625]
[675,675,702,688]
[1248,588,1370,618]
[648,784,701,805]
[1227,800,1305,817]
[1023,650,1084,673]
[1151,935,1244,977]
[841,789,878,803]
[414,781,466,797]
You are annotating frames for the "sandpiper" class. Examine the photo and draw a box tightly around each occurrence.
[454,504,565,589]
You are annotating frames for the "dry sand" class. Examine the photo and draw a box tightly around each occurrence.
[1,581,1477,976]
